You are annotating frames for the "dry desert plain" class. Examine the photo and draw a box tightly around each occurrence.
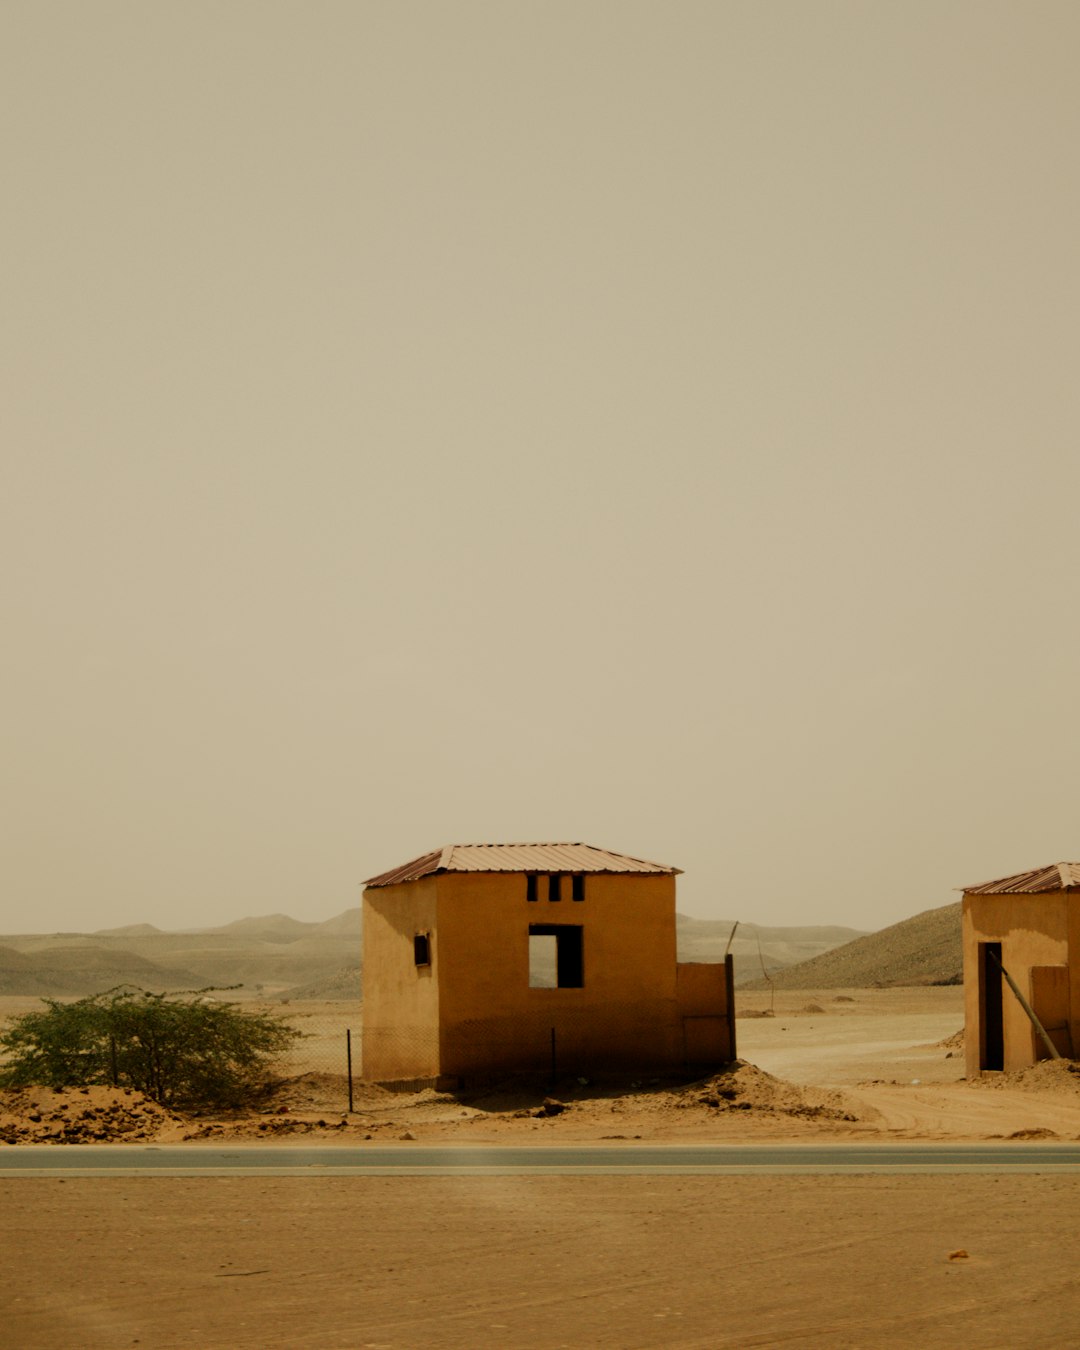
[5,987,1080,1349]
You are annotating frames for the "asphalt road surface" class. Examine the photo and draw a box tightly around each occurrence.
[4,1142,1080,1176]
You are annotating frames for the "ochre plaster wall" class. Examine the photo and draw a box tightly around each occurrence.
[676,960,735,1062]
[962,891,1070,1076]
[362,870,734,1084]
[434,870,688,1078]
[1029,965,1071,1055]
[1068,898,1080,1058]
[361,876,439,1082]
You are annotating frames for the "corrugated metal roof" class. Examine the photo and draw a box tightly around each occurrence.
[961,862,1080,895]
[364,842,681,888]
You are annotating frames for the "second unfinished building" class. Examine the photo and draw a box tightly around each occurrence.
[962,860,1080,1076]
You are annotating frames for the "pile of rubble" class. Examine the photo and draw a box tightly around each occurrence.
[686,1060,862,1122]
[0,1086,184,1144]
[977,1058,1080,1095]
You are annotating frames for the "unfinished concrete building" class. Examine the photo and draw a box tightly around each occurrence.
[962,861,1080,1076]
[361,842,736,1087]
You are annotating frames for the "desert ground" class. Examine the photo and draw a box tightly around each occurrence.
[6,1174,1080,1350]
[5,987,1080,1348]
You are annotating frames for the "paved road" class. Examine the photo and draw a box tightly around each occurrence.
[4,1142,1080,1176]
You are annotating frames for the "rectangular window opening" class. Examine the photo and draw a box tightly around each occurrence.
[413,933,430,967]
[548,873,561,902]
[529,924,584,988]
[526,874,538,903]
[572,874,585,902]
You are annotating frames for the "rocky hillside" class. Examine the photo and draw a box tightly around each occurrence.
[744,901,962,989]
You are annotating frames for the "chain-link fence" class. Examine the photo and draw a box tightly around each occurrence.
[258,1000,362,1109]
[1,991,733,1111]
[362,1000,735,1087]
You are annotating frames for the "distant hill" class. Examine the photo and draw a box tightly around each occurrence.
[0,944,205,997]
[0,909,364,998]
[744,901,963,989]
[92,923,163,937]
[213,913,316,940]
[676,915,866,986]
[0,906,866,1000]
[280,965,362,1001]
[313,909,363,938]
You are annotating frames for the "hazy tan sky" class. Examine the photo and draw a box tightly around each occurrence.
[3,2,1079,934]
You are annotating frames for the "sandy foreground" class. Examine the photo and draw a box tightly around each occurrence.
[5,988,1080,1348]
[5,1174,1080,1350]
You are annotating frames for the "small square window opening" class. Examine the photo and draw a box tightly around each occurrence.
[414,934,431,966]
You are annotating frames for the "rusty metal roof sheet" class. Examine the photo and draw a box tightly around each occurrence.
[364,843,681,888]
[960,862,1080,895]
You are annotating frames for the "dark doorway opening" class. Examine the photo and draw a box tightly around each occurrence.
[980,941,1004,1071]
[529,924,584,988]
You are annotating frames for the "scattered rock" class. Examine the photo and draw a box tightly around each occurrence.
[0,1087,183,1145]
[976,1060,1080,1096]
[536,1098,567,1117]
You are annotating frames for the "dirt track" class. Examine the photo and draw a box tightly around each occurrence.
[5,1174,1080,1349]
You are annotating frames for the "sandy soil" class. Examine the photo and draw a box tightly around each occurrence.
[6,988,1080,1145]
[5,988,1080,1348]
[4,1174,1080,1349]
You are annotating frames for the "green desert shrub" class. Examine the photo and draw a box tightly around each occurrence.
[0,986,301,1110]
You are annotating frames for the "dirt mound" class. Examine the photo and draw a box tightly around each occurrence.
[0,1086,185,1144]
[977,1059,1080,1095]
[689,1061,865,1122]
[746,902,962,990]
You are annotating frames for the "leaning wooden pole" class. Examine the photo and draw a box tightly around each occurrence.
[986,948,1062,1061]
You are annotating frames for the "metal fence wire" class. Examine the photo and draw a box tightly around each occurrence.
[361,1001,735,1085]
[267,1001,360,1075]
[1,995,732,1114]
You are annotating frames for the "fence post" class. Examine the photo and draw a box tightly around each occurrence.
[346,1028,354,1113]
